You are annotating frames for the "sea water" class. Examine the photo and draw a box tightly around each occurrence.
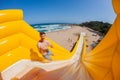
[31,24,71,32]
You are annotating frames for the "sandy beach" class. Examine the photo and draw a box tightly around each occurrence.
[47,26,100,53]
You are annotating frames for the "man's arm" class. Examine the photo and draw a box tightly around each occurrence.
[49,44,53,48]
[47,40,53,48]
[37,44,43,54]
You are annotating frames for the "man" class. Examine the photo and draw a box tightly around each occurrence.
[37,32,54,60]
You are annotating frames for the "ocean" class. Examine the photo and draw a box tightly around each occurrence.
[31,24,71,32]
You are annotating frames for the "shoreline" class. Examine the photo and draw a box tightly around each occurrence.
[47,26,100,53]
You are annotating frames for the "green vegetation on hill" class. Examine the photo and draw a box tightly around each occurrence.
[79,21,112,35]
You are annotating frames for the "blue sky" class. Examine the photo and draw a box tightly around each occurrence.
[0,0,116,24]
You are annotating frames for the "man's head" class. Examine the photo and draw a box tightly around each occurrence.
[40,32,46,40]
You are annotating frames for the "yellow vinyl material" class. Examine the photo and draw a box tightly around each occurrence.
[0,9,75,71]
[0,0,120,79]
[82,0,120,80]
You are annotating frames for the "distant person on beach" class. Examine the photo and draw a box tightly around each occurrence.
[37,32,54,61]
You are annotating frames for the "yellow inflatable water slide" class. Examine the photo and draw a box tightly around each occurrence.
[0,0,120,80]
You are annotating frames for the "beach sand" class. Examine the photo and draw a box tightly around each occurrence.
[47,26,100,53]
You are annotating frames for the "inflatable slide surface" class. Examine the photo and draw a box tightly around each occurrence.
[0,0,120,80]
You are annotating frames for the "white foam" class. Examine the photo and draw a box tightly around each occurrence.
[33,24,71,32]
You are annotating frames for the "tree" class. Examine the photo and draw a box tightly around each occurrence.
[79,21,111,35]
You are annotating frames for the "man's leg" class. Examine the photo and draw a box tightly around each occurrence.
[48,50,54,56]
[43,54,52,60]
[47,50,51,55]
